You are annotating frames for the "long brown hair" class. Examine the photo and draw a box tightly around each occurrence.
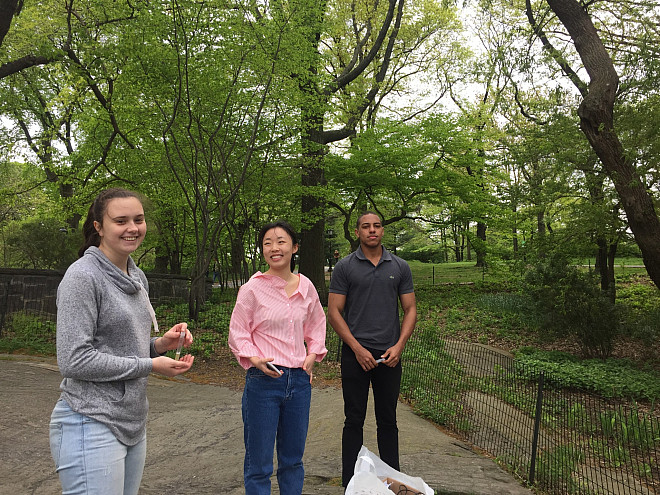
[78,188,143,258]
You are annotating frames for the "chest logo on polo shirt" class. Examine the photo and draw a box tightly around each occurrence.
[389,275,395,279]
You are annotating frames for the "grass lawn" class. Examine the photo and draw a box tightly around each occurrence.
[407,260,502,285]
[408,258,649,286]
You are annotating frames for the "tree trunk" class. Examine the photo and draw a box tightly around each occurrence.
[297,0,402,298]
[547,0,660,289]
[537,211,545,237]
[188,268,206,321]
[512,205,519,254]
[452,224,461,262]
[0,0,20,49]
[596,238,608,290]
[466,235,471,262]
[154,246,169,273]
[299,150,328,304]
[475,222,487,267]
[606,241,617,303]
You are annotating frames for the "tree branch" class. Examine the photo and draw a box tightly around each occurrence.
[0,54,57,79]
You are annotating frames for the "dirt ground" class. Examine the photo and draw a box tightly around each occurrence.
[1,353,533,495]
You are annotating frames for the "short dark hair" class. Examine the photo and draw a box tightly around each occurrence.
[356,211,383,229]
[258,220,299,272]
[79,188,143,258]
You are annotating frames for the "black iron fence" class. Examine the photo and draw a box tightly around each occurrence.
[1,290,658,495]
[400,335,659,495]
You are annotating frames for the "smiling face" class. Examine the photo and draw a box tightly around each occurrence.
[94,196,146,267]
[355,213,384,250]
[262,227,298,273]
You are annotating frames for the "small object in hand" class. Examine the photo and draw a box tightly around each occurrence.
[375,358,385,364]
[266,361,283,375]
[174,330,185,360]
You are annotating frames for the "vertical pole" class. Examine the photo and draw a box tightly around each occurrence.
[529,371,545,484]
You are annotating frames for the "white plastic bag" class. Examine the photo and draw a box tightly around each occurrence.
[345,451,392,495]
[345,445,434,495]
[345,471,393,495]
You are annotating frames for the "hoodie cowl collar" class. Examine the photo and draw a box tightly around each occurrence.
[84,246,144,295]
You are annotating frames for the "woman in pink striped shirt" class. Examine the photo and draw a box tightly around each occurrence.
[228,221,328,494]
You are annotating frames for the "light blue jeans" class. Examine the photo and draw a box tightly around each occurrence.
[49,399,147,495]
[242,366,311,495]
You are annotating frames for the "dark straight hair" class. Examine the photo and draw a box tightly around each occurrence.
[79,188,143,258]
[258,220,299,272]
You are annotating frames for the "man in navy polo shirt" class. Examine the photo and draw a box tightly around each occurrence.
[328,211,417,488]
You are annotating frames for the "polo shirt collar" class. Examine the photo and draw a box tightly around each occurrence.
[355,245,392,264]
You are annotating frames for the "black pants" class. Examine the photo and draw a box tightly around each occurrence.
[340,344,402,487]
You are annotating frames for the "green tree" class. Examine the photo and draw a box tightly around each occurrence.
[526,0,660,289]
[6,217,77,269]
[326,115,486,254]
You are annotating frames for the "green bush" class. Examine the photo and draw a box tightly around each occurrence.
[524,252,618,358]
[0,312,56,354]
[5,217,78,269]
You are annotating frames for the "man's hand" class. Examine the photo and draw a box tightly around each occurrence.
[354,344,380,371]
[380,343,404,367]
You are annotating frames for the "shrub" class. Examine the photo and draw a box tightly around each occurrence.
[524,252,618,358]
[0,312,56,354]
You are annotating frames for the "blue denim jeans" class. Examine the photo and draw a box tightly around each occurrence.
[340,344,402,487]
[49,399,147,495]
[242,366,311,495]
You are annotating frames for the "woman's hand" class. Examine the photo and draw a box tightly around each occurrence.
[155,323,193,354]
[152,354,195,377]
[249,356,282,378]
[303,353,316,383]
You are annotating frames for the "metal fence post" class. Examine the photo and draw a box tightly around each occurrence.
[529,370,545,485]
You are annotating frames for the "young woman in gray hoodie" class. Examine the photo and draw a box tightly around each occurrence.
[49,188,195,495]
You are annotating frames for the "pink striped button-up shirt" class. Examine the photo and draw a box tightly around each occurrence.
[228,272,328,370]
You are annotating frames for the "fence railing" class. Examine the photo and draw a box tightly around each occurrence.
[399,335,659,495]
[1,297,658,495]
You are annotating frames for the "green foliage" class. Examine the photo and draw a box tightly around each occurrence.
[401,337,472,430]
[513,348,660,401]
[0,313,56,354]
[155,301,232,359]
[414,283,536,346]
[196,304,232,335]
[615,277,660,353]
[398,243,446,264]
[535,445,585,493]
[6,217,78,269]
[477,292,535,314]
[598,404,659,452]
[524,251,619,358]
[407,261,507,286]
[185,331,219,360]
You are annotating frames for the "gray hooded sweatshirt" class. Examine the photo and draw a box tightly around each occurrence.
[56,246,160,446]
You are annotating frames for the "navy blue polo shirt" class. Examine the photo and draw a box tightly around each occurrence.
[329,245,414,350]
